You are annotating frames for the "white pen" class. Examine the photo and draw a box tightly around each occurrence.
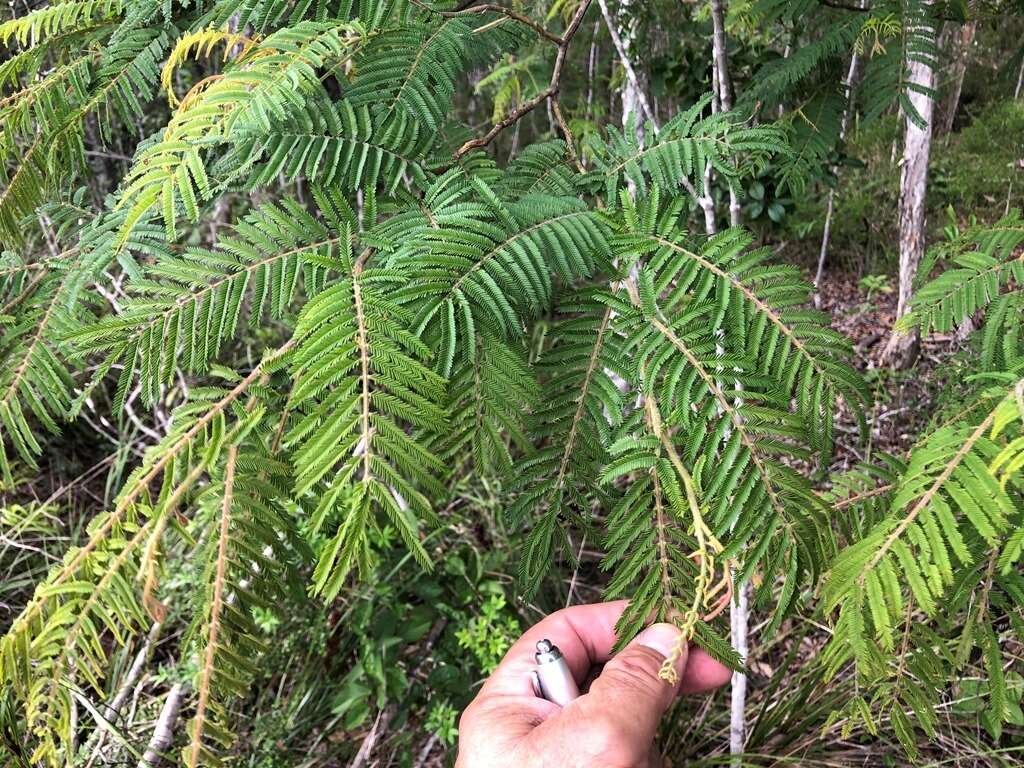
[531,639,581,706]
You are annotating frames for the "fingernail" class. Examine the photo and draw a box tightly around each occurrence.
[636,623,683,659]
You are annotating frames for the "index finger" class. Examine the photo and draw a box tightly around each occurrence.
[479,600,631,697]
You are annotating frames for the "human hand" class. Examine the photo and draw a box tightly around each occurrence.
[455,600,732,768]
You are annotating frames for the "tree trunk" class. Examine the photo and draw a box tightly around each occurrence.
[709,0,741,228]
[707,1,747,758]
[882,54,935,369]
[596,0,654,134]
[814,46,862,305]
[938,21,976,135]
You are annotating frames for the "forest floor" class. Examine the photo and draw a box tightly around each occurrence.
[817,269,963,475]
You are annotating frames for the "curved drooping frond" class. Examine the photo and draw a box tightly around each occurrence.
[1,506,152,764]
[600,399,743,665]
[217,97,436,193]
[902,211,1024,337]
[441,331,537,478]
[498,139,579,198]
[0,256,82,484]
[0,0,122,48]
[621,195,866,457]
[203,0,386,36]
[821,380,1024,754]
[287,238,446,600]
[0,43,96,244]
[507,292,625,593]
[0,348,287,765]
[395,178,611,376]
[347,7,526,141]
[824,397,1014,651]
[595,197,841,634]
[0,6,172,246]
[71,195,354,406]
[116,20,366,244]
[0,191,176,476]
[82,26,173,141]
[739,13,861,109]
[859,0,939,128]
[183,439,306,767]
[585,94,786,202]
[511,189,859,611]
[776,93,844,195]
[347,15,471,135]
[368,167,493,262]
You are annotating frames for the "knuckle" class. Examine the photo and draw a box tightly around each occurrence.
[604,648,666,695]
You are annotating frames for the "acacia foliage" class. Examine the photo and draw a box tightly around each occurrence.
[0,0,1021,764]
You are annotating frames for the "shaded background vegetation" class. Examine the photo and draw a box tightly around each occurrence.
[2,0,1024,766]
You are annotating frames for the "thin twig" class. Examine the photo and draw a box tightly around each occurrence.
[453,1,592,159]
[440,3,561,44]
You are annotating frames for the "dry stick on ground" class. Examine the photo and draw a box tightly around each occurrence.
[452,0,593,160]
[85,621,164,767]
[138,682,187,768]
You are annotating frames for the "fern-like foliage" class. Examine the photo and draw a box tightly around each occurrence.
[622,193,867,456]
[70,196,350,405]
[346,15,472,135]
[0,254,82,484]
[822,381,1024,755]
[0,2,171,246]
[739,11,861,109]
[286,233,447,600]
[507,291,625,591]
[585,94,786,202]
[821,217,1024,752]
[393,177,611,376]
[776,93,844,195]
[183,438,307,766]
[117,20,367,244]
[441,331,537,478]
[902,210,1024,340]
[0,349,288,763]
[8,0,997,763]
[217,98,436,193]
[589,193,859,645]
[858,0,939,129]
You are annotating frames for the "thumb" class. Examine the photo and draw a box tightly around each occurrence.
[570,624,687,755]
